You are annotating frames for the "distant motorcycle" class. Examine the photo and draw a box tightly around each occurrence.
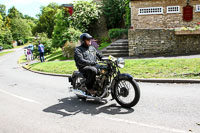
[69,56,140,108]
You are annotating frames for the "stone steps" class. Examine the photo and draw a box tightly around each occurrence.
[102,50,128,53]
[102,53,129,57]
[101,39,129,57]
[106,46,128,50]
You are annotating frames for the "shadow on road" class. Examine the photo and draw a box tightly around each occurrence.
[43,97,134,117]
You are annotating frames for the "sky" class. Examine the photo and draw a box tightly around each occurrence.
[0,0,76,18]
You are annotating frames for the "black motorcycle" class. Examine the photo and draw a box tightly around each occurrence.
[69,56,140,108]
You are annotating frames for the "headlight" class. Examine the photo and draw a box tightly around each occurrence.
[117,58,125,68]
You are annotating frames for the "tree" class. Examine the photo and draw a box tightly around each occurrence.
[125,0,131,28]
[0,14,13,47]
[0,13,3,27]
[10,18,32,41]
[0,4,6,20]
[52,9,81,48]
[33,3,60,38]
[23,15,38,34]
[71,0,102,32]
[102,0,126,29]
[7,6,23,19]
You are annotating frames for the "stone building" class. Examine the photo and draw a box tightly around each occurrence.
[129,0,200,57]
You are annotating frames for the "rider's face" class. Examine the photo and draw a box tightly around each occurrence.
[85,39,91,46]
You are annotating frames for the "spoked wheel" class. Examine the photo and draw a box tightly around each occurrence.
[114,79,140,108]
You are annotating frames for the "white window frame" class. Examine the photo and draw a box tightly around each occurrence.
[138,7,163,15]
[196,5,200,12]
[167,6,180,14]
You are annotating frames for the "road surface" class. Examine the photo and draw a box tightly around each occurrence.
[0,49,200,133]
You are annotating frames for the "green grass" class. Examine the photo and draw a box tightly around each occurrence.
[28,61,77,74]
[14,43,29,49]
[27,58,200,79]
[18,55,27,64]
[0,51,14,56]
[44,48,73,62]
[120,58,200,79]
[98,42,111,50]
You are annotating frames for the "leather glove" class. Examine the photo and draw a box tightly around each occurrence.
[90,61,97,66]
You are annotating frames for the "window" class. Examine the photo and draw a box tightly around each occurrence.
[196,5,200,12]
[138,7,163,15]
[167,6,180,13]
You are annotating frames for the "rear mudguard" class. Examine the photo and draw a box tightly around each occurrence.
[111,73,134,99]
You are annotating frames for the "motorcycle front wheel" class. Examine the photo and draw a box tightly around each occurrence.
[114,79,140,108]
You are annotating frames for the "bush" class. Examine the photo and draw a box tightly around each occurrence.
[0,44,13,49]
[108,28,128,40]
[99,36,111,43]
[62,42,77,58]
[52,8,82,48]
[71,0,102,32]
[52,27,82,48]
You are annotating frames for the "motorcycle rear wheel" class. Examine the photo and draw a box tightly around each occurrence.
[114,78,140,108]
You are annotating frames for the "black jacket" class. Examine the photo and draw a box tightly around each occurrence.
[74,43,103,70]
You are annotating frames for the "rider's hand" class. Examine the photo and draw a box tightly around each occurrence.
[90,61,97,66]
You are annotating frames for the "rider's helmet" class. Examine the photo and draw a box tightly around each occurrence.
[80,33,92,44]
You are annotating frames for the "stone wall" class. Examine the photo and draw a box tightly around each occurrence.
[128,29,200,56]
[130,0,200,29]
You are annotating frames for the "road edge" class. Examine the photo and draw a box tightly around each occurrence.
[20,63,200,84]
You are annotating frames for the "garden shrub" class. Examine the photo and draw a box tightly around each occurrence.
[108,28,128,40]
[99,36,111,43]
[0,44,13,49]
[62,42,78,58]
[71,0,102,32]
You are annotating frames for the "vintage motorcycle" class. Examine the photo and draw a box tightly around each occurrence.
[69,55,140,108]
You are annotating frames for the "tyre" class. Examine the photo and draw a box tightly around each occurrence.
[114,78,140,108]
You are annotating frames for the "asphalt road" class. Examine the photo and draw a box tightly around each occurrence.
[0,49,200,133]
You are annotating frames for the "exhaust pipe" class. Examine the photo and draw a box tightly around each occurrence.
[73,89,107,102]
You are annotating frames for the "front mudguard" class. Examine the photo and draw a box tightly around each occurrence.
[111,73,134,99]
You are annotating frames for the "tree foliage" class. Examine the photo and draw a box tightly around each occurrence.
[0,13,13,47]
[33,3,60,38]
[23,15,37,34]
[125,0,131,28]
[52,9,81,48]
[10,18,32,41]
[7,6,23,19]
[102,0,127,29]
[0,4,6,20]
[71,0,102,32]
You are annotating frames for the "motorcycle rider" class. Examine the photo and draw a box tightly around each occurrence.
[74,33,103,94]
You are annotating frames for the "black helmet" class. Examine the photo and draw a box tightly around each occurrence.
[80,33,92,44]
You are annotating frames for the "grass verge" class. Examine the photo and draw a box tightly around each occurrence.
[45,48,73,62]
[0,51,14,56]
[28,61,77,74]
[98,42,111,50]
[18,55,27,64]
[27,58,200,79]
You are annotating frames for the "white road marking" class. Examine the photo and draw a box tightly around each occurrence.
[97,115,188,133]
[0,89,41,104]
